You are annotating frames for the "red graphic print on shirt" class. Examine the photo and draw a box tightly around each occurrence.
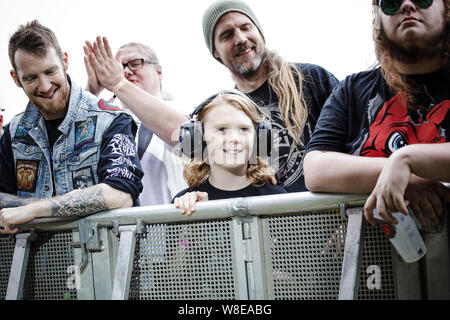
[360,94,449,157]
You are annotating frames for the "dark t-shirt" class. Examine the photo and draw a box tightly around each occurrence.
[172,180,287,202]
[0,113,143,205]
[306,68,450,157]
[246,63,339,192]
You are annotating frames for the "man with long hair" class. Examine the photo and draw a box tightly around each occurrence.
[0,21,143,234]
[305,0,450,226]
[201,0,339,193]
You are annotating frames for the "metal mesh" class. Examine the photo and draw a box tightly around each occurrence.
[264,209,347,300]
[357,224,396,300]
[0,236,15,300]
[129,220,236,300]
[22,231,77,300]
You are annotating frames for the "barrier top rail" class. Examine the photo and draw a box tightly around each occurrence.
[11,192,368,233]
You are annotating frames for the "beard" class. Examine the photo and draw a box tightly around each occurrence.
[29,74,70,119]
[230,41,265,77]
[380,23,447,64]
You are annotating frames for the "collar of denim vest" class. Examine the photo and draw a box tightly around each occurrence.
[57,75,82,136]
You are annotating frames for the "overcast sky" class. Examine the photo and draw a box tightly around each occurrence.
[0,0,375,123]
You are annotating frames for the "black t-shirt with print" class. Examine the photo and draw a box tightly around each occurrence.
[306,68,450,157]
[172,179,287,202]
[246,63,339,193]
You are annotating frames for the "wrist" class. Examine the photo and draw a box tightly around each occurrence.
[112,78,128,96]
[26,200,51,219]
[391,146,412,167]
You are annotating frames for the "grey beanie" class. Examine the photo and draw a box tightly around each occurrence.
[202,0,264,57]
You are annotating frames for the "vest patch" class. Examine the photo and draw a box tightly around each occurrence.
[99,99,121,111]
[72,166,95,190]
[75,116,97,150]
[16,160,39,192]
[14,125,31,138]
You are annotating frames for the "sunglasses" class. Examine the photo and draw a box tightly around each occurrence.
[379,0,433,16]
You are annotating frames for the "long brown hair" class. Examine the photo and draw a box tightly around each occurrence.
[372,0,450,105]
[183,92,277,188]
[263,49,308,147]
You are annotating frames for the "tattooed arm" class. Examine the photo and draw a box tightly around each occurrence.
[0,192,38,209]
[0,183,132,234]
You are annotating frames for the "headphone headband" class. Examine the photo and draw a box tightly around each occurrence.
[189,89,248,119]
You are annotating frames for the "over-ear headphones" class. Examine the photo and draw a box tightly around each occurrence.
[179,90,273,161]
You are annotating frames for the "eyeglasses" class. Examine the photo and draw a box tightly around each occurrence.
[379,0,433,16]
[122,58,157,71]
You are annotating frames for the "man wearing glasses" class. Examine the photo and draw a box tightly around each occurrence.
[84,41,187,206]
[305,0,450,227]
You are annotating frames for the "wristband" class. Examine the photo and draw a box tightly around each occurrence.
[113,79,128,96]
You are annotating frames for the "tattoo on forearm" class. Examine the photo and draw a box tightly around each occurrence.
[0,192,37,209]
[48,186,109,217]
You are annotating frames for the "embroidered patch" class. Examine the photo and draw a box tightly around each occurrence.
[16,160,39,192]
[72,166,95,190]
[99,99,121,111]
[75,116,97,150]
[15,125,32,138]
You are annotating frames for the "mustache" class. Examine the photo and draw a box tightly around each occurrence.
[233,41,255,56]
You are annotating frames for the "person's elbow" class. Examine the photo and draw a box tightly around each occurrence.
[304,151,326,192]
[100,183,134,209]
[120,193,134,208]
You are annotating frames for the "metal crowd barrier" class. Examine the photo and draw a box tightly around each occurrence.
[1,192,449,300]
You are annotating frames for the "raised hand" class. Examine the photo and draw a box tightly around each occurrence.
[83,41,104,96]
[85,36,125,92]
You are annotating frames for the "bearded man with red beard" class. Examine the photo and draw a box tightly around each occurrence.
[305,1,450,228]
[0,21,143,235]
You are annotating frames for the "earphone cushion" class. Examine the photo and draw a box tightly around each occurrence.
[179,120,205,159]
[255,120,272,158]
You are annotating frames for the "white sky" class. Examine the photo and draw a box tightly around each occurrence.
[0,0,375,124]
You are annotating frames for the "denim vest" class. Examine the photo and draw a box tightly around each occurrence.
[9,80,123,198]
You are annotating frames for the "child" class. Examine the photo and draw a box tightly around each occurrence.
[174,90,286,215]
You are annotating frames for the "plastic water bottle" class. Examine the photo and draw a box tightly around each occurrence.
[373,209,427,263]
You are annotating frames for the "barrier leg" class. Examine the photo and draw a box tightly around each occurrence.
[6,233,31,300]
[339,208,364,300]
[111,226,137,300]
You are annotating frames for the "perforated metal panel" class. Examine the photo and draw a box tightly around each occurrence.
[129,220,236,300]
[357,224,396,300]
[264,210,346,299]
[22,232,77,300]
[0,236,15,300]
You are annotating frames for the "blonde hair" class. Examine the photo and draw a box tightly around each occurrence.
[264,49,308,148]
[183,92,277,188]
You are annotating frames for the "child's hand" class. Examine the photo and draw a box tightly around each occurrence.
[174,192,209,216]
